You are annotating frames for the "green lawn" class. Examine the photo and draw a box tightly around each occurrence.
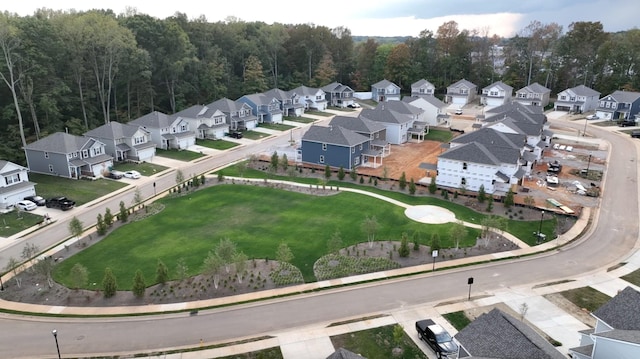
[52,185,480,289]
[443,311,471,331]
[259,123,296,131]
[155,149,205,161]
[196,139,239,150]
[284,116,316,123]
[242,131,271,140]
[29,173,127,206]
[424,129,453,142]
[304,111,332,117]
[559,287,611,312]
[621,269,640,286]
[330,325,427,359]
[329,106,356,112]
[112,162,168,176]
[0,210,45,237]
[216,348,283,359]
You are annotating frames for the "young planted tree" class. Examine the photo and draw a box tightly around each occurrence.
[478,185,487,203]
[202,251,224,289]
[33,258,55,288]
[324,164,332,180]
[69,263,89,290]
[215,238,237,273]
[327,230,343,255]
[480,215,508,248]
[270,151,279,172]
[156,260,169,285]
[104,208,114,227]
[21,242,39,272]
[449,220,468,251]
[68,216,83,239]
[132,270,146,298]
[504,189,515,208]
[233,251,248,283]
[133,187,143,209]
[96,213,107,235]
[409,178,416,195]
[175,258,189,282]
[361,215,380,248]
[430,233,441,252]
[524,195,535,209]
[119,201,128,222]
[175,169,185,186]
[5,256,21,288]
[350,169,358,181]
[337,166,345,180]
[275,242,294,268]
[486,196,493,212]
[102,267,117,298]
[398,232,410,257]
[428,176,437,194]
[399,172,407,190]
[281,153,289,172]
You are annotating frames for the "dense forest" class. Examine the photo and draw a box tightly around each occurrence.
[1,8,639,164]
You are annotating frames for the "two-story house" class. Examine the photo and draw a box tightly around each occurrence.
[569,286,640,359]
[554,85,600,113]
[263,88,305,117]
[371,79,401,102]
[445,79,478,106]
[595,90,640,121]
[84,121,156,162]
[480,81,513,107]
[360,103,417,145]
[130,111,196,150]
[24,132,114,179]
[329,115,390,166]
[402,95,449,127]
[291,85,328,111]
[207,98,258,131]
[411,79,436,97]
[238,93,284,124]
[514,82,551,107]
[0,160,36,210]
[172,105,230,140]
[321,82,355,108]
[301,125,371,169]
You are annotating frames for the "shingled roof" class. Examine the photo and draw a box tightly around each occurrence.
[593,286,640,330]
[302,125,369,147]
[84,121,148,140]
[25,132,99,154]
[330,116,386,134]
[326,348,366,359]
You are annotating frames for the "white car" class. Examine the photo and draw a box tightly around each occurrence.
[455,108,463,115]
[586,114,599,120]
[16,200,37,211]
[124,170,141,179]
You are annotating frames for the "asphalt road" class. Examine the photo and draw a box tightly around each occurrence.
[0,118,637,358]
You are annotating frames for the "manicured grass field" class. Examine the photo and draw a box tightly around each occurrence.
[29,173,127,206]
[304,111,332,117]
[0,211,45,237]
[284,116,316,123]
[559,287,611,312]
[113,162,167,176]
[155,149,205,161]
[242,131,270,140]
[424,129,453,142]
[258,123,296,131]
[196,139,239,150]
[330,325,427,359]
[621,268,640,286]
[52,185,480,289]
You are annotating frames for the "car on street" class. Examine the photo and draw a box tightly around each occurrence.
[45,196,75,211]
[123,170,141,179]
[16,200,38,211]
[416,319,459,358]
[586,114,599,120]
[454,108,463,115]
[24,195,46,206]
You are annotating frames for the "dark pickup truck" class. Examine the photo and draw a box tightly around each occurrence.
[45,196,76,211]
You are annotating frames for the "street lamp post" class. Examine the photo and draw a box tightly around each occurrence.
[52,329,61,359]
[537,211,545,244]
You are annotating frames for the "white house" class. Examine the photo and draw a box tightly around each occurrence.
[173,105,230,140]
[402,96,449,126]
[554,85,601,113]
[359,105,415,145]
[291,85,328,111]
[130,111,196,150]
[480,81,513,107]
[0,160,36,210]
[371,79,401,102]
[411,79,436,97]
[514,82,551,107]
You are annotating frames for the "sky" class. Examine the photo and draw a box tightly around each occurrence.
[3,0,638,38]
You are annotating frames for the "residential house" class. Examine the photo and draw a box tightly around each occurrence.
[207,98,258,131]
[595,90,640,121]
[480,81,513,107]
[321,82,355,108]
[84,121,156,162]
[172,105,230,140]
[436,127,528,194]
[371,79,401,102]
[402,95,449,126]
[360,103,417,144]
[301,125,371,169]
[456,308,565,359]
[326,348,366,359]
[329,115,390,166]
[569,286,640,359]
[411,79,436,97]
[291,85,328,111]
[24,132,114,179]
[445,79,478,106]
[130,111,196,150]
[554,85,600,113]
[0,160,36,210]
[238,93,283,124]
[264,88,305,117]
[514,82,551,107]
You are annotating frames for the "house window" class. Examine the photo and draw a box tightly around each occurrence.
[419,88,425,93]
[322,143,327,151]
[92,147,102,156]
[462,162,468,170]
[44,152,49,159]
[82,150,89,158]
[560,95,566,100]
[359,144,363,150]
[490,91,498,96]
[352,147,355,153]
[461,177,466,185]
[376,133,379,139]
[354,157,360,165]
[319,155,325,164]
[48,165,54,172]
[5,173,20,185]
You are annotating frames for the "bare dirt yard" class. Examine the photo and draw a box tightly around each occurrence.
[356,139,443,182]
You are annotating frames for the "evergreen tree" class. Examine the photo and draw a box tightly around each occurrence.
[398,232,410,257]
[409,178,416,195]
[96,213,107,235]
[399,172,407,190]
[428,176,437,194]
[337,166,345,180]
[504,189,515,208]
[478,184,487,203]
[156,260,169,284]
[104,208,114,227]
[324,164,331,179]
[119,201,128,222]
[281,153,288,172]
[132,269,146,298]
[102,267,117,298]
[270,151,279,172]
[486,196,494,212]
[350,169,358,181]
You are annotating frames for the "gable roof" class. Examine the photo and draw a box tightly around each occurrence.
[517,82,550,94]
[452,127,525,150]
[602,90,640,104]
[440,140,520,165]
[292,85,324,97]
[402,95,447,109]
[241,93,278,106]
[486,102,543,116]
[24,132,99,153]
[322,82,354,94]
[448,78,477,89]
[207,98,248,113]
[84,121,148,140]
[130,111,178,128]
[412,79,434,88]
[483,81,513,92]
[456,308,565,359]
[0,160,27,173]
[593,286,640,330]
[302,125,369,147]
[374,101,423,116]
[360,107,413,125]
[565,84,600,97]
[264,88,294,101]
[372,79,400,89]
[325,348,366,359]
[330,116,386,134]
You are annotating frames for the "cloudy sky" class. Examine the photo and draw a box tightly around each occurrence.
[3,0,636,37]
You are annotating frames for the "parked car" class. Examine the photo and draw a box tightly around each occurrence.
[618,120,636,127]
[454,108,463,115]
[45,196,75,211]
[347,103,361,108]
[228,131,243,139]
[24,195,46,206]
[16,200,37,211]
[631,130,640,138]
[586,114,599,120]
[107,171,124,179]
[123,170,141,179]
[416,319,459,358]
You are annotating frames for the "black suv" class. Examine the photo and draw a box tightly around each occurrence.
[416,319,459,359]
[229,131,243,139]
[619,120,636,127]
[45,196,76,211]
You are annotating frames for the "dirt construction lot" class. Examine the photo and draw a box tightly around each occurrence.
[356,139,443,182]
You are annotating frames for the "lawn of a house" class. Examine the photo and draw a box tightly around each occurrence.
[155,149,205,161]
[304,111,332,117]
[196,139,240,150]
[112,162,168,176]
[559,287,611,312]
[621,268,640,286]
[28,173,128,206]
[330,324,427,359]
[242,130,271,140]
[284,116,316,124]
[0,210,45,237]
[52,184,481,289]
[424,129,453,142]
[258,123,296,131]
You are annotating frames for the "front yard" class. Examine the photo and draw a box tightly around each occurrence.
[29,173,127,206]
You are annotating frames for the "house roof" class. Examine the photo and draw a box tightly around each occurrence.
[402,95,447,109]
[412,79,434,88]
[442,139,521,165]
[593,286,640,330]
[24,132,99,154]
[241,93,279,106]
[372,79,400,89]
[174,105,208,119]
[452,127,525,150]
[321,82,354,94]
[330,116,386,134]
[483,81,513,92]
[207,97,248,114]
[486,102,543,116]
[566,84,600,97]
[264,88,293,101]
[602,90,640,104]
[455,308,565,359]
[360,107,414,125]
[0,160,27,173]
[448,78,477,89]
[84,121,149,140]
[517,82,550,94]
[292,85,324,97]
[593,329,640,344]
[130,111,178,129]
[374,101,423,116]
[302,125,370,147]
[325,347,366,359]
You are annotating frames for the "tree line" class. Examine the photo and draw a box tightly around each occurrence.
[1,9,639,163]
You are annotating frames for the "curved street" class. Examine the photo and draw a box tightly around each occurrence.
[0,117,638,358]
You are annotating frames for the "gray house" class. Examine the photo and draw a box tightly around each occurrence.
[446,79,478,105]
[301,125,371,169]
[130,111,196,150]
[291,85,328,111]
[411,79,436,97]
[321,82,355,108]
[173,105,230,140]
[207,98,258,131]
[0,160,36,210]
[371,79,401,102]
[329,115,390,166]
[569,286,640,359]
[238,93,283,124]
[264,88,305,117]
[24,132,114,179]
[456,308,565,359]
[514,82,551,107]
[595,90,640,121]
[84,121,156,162]
[554,85,600,113]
